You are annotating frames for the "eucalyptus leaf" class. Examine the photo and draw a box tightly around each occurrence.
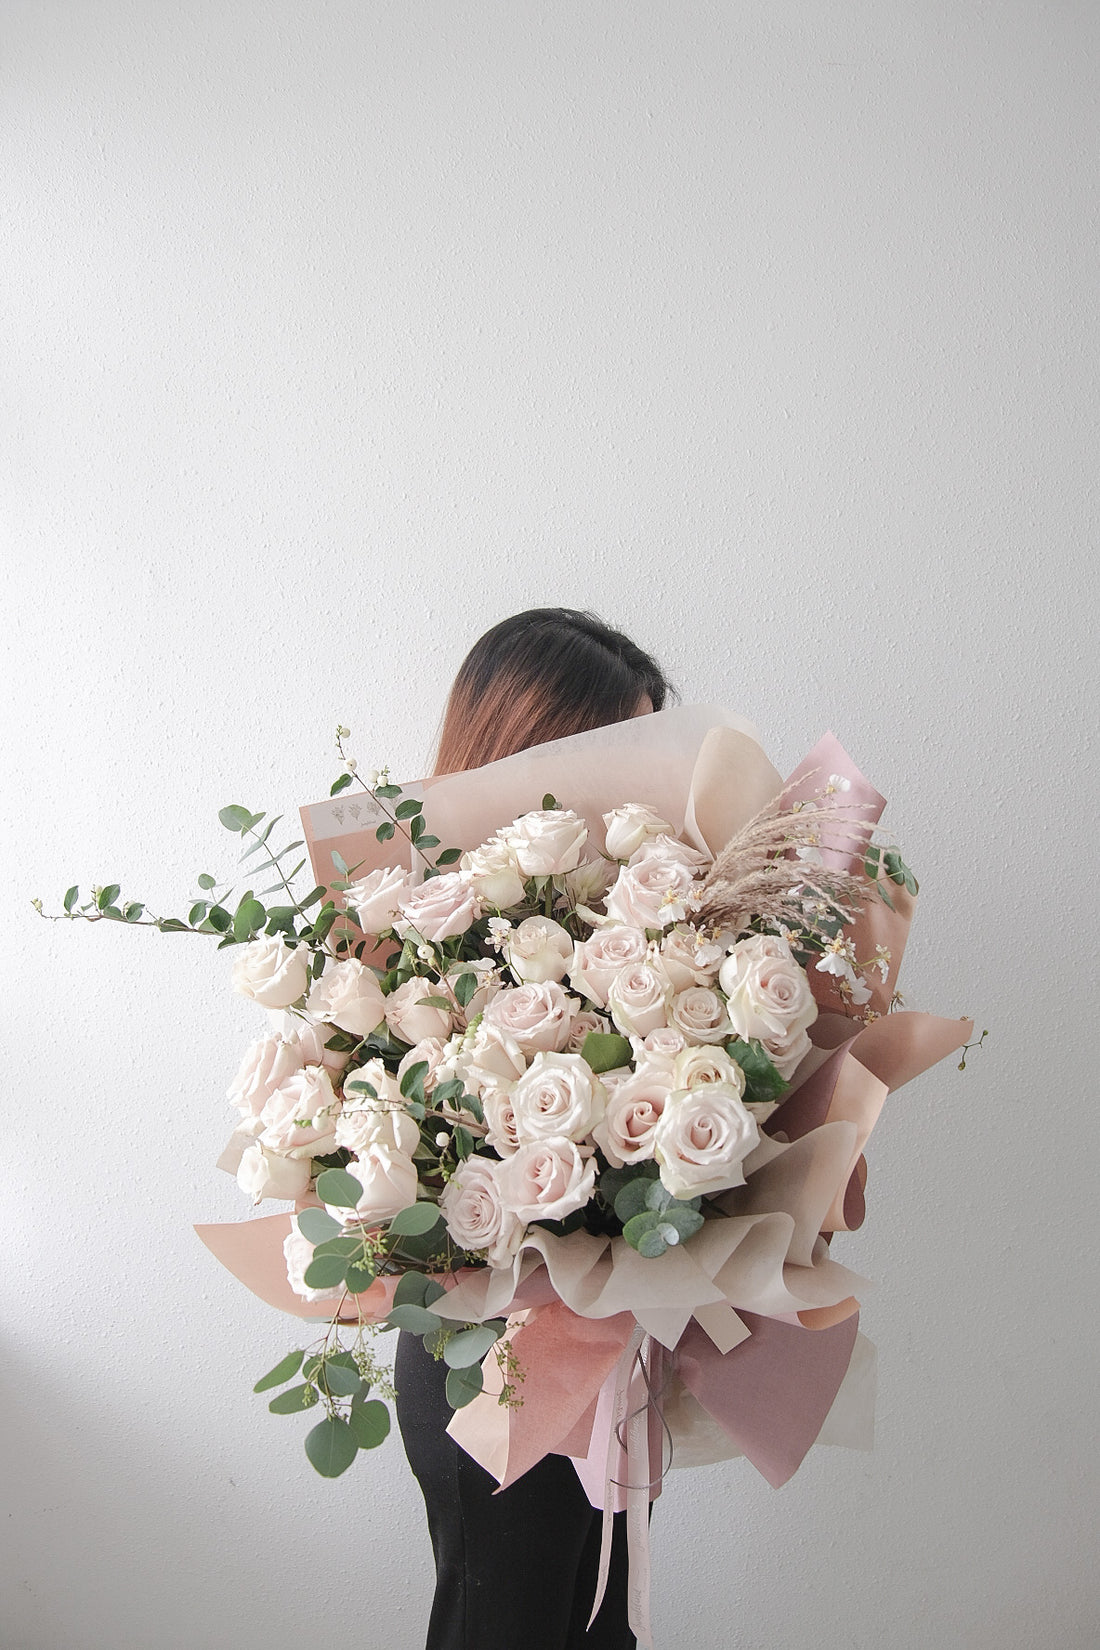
[268,1382,319,1414]
[318,1362,362,1398]
[442,1324,502,1369]
[344,1260,377,1293]
[388,1202,443,1237]
[197,873,217,890]
[304,1416,359,1478]
[445,1364,484,1408]
[296,1207,342,1244]
[613,1178,660,1224]
[219,805,252,833]
[314,1167,365,1209]
[303,1253,350,1290]
[386,1303,444,1335]
[253,1350,305,1393]
[348,1399,391,1450]
[63,885,80,912]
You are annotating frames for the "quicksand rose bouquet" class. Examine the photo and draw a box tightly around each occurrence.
[41,720,974,1505]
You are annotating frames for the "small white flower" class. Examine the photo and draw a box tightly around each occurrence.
[825,773,851,794]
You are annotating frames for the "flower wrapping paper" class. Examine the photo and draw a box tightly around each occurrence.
[197,710,971,1507]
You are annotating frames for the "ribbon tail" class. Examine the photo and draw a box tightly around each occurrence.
[626,1360,654,1649]
[588,1322,645,1632]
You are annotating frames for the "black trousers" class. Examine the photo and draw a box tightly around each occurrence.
[395,1331,637,1650]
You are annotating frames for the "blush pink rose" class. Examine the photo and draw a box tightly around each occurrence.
[344,865,411,934]
[503,809,588,877]
[231,937,312,1010]
[384,976,454,1045]
[504,916,574,985]
[593,1071,671,1167]
[306,958,386,1038]
[606,960,674,1038]
[653,1083,759,1199]
[508,1052,604,1145]
[495,1138,596,1223]
[440,1156,524,1267]
[669,986,732,1045]
[569,925,649,1008]
[483,982,575,1055]
[396,872,482,943]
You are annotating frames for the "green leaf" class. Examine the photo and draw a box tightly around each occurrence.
[442,1323,502,1369]
[219,805,253,833]
[300,885,327,910]
[63,885,79,912]
[376,822,395,843]
[453,1126,474,1160]
[581,1031,633,1074]
[303,1254,350,1290]
[268,1382,319,1414]
[304,1416,359,1478]
[314,1167,364,1209]
[233,897,266,940]
[409,814,425,842]
[253,1350,305,1392]
[318,1362,362,1398]
[542,794,560,810]
[446,1363,484,1408]
[392,1272,433,1308]
[97,884,120,911]
[399,1061,429,1101]
[395,798,423,820]
[614,1177,662,1224]
[435,848,462,866]
[388,1202,443,1237]
[188,901,209,925]
[207,905,232,933]
[876,882,896,911]
[123,902,145,922]
[386,1303,444,1334]
[451,972,478,1009]
[726,1038,789,1105]
[311,1235,364,1260]
[296,1207,342,1244]
[375,784,401,800]
[157,917,190,933]
[344,1260,377,1293]
[348,1398,391,1450]
[330,773,353,796]
[644,1181,673,1213]
[197,873,217,890]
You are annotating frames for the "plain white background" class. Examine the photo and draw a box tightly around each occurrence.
[3,3,1097,1647]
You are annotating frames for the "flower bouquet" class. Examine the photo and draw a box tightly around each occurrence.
[46,707,972,1644]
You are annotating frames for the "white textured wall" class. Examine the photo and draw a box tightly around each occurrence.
[4,4,1097,1647]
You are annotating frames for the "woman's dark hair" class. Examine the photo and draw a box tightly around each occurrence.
[433,608,674,775]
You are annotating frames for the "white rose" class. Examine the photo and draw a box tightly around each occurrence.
[484,982,575,1055]
[606,960,674,1038]
[603,803,673,861]
[604,857,703,931]
[569,925,649,1009]
[291,1021,353,1074]
[284,1225,345,1302]
[504,916,574,985]
[593,1071,671,1167]
[670,986,732,1045]
[336,1102,420,1156]
[672,1044,745,1092]
[258,1066,340,1158]
[509,1051,604,1145]
[344,865,411,934]
[503,809,588,877]
[384,975,454,1045]
[334,1145,420,1224]
[236,1141,312,1204]
[629,1025,687,1075]
[461,837,526,909]
[719,934,818,1046]
[495,1137,597,1223]
[227,1035,306,1120]
[757,1022,814,1082]
[628,835,711,873]
[566,1009,610,1053]
[231,938,312,1010]
[306,958,386,1038]
[447,1020,527,1095]
[652,1083,760,1199]
[561,858,616,908]
[482,1086,522,1157]
[440,1156,524,1267]
[395,872,482,943]
[659,926,725,991]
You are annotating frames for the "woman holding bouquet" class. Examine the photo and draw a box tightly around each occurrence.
[395,607,671,1650]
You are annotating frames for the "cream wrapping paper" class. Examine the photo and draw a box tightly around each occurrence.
[197,708,972,1532]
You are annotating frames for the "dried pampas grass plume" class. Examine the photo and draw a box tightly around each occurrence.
[696,777,874,938]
